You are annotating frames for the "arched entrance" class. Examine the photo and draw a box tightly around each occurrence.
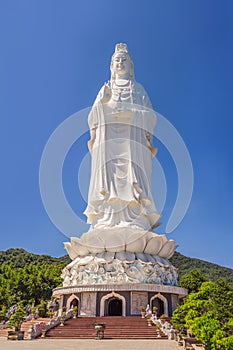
[108,298,122,316]
[70,298,79,308]
[152,298,164,317]
[100,291,126,316]
[66,294,80,313]
[150,293,168,317]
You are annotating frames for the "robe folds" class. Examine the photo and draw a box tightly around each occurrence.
[84,82,161,230]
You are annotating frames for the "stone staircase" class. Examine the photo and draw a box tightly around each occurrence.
[0,318,50,339]
[21,318,50,338]
[45,316,168,339]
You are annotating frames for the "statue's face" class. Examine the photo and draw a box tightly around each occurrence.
[112,52,131,77]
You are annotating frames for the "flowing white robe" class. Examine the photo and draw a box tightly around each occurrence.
[84,81,161,230]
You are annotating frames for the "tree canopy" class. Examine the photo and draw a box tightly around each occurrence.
[178,270,208,293]
[0,249,67,309]
[172,279,233,350]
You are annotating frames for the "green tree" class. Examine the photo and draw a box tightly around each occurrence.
[179,270,208,293]
[0,306,6,322]
[0,259,64,309]
[172,281,233,350]
[187,311,221,350]
[7,307,26,331]
[216,335,233,350]
[37,300,48,317]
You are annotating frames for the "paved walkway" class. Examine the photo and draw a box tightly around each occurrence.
[0,338,181,349]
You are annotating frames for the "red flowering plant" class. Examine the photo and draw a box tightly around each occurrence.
[35,322,47,332]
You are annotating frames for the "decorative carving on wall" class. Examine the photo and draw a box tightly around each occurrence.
[61,253,178,287]
[131,292,148,315]
[80,292,97,316]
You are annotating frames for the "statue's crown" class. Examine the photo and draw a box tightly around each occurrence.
[115,43,128,54]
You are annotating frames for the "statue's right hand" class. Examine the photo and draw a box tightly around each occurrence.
[101,83,111,103]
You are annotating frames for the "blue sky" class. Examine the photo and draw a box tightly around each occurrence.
[1,0,233,268]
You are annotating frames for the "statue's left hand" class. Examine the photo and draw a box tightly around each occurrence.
[88,139,94,153]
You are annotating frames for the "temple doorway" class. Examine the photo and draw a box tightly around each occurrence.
[70,298,79,308]
[100,292,126,316]
[66,294,80,313]
[152,298,164,317]
[108,298,122,316]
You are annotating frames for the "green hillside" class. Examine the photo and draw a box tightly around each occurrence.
[0,248,232,309]
[171,251,233,286]
[0,248,232,283]
[0,248,70,268]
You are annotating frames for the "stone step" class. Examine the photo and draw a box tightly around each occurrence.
[0,329,11,337]
[45,316,168,340]
[21,318,50,338]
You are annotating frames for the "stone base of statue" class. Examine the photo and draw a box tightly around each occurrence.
[53,228,187,317]
[53,280,187,317]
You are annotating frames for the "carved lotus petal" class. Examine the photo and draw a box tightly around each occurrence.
[96,251,115,262]
[145,254,156,263]
[104,234,125,252]
[125,232,147,253]
[125,251,136,261]
[63,242,78,260]
[145,231,159,242]
[71,237,90,256]
[80,232,105,254]
[115,251,135,262]
[153,255,170,267]
[144,235,165,255]
[166,244,179,260]
[157,240,175,259]
[64,228,177,260]
[136,253,150,263]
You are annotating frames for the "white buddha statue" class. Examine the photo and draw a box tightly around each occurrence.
[64,44,176,266]
[84,43,161,231]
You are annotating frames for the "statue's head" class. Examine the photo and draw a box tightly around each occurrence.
[110,43,134,80]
